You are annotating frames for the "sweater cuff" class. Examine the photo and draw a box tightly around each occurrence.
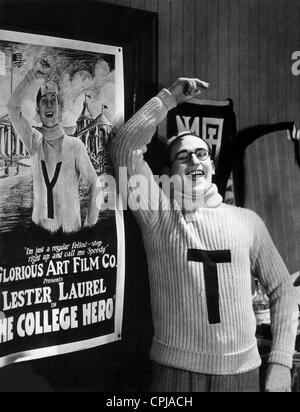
[268,351,293,369]
[157,89,177,111]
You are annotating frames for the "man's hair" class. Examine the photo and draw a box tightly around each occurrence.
[36,88,44,107]
[36,81,62,108]
[166,131,212,154]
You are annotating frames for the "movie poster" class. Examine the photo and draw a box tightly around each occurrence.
[0,30,125,368]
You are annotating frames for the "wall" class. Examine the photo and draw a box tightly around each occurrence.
[102,0,300,273]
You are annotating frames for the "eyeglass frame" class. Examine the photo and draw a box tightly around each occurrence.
[173,148,212,164]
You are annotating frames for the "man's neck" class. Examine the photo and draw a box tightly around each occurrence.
[41,124,65,142]
[172,183,223,213]
[43,123,59,130]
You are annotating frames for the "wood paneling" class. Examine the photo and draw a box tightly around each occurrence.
[183,0,196,77]
[195,0,207,81]
[228,0,240,116]
[170,0,184,81]
[218,0,230,100]
[157,0,171,89]
[100,0,300,272]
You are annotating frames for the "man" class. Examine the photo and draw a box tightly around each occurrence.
[111,77,298,392]
[8,57,99,233]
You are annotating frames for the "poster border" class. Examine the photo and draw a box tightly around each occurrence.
[0,29,126,367]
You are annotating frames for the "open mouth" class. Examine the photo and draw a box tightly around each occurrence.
[45,111,54,118]
[186,170,205,179]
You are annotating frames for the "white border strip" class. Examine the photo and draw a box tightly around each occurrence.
[0,333,117,368]
[0,30,121,58]
[114,194,126,339]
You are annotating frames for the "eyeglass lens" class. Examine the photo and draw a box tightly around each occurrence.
[176,149,209,163]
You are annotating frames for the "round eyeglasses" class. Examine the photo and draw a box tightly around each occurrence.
[174,148,211,164]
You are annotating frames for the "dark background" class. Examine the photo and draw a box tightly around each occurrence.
[0,0,158,392]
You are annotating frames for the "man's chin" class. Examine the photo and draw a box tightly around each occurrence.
[42,121,59,128]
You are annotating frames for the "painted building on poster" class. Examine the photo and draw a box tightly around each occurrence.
[73,97,113,155]
[0,114,28,158]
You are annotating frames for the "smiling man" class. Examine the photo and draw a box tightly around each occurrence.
[111,78,298,392]
[166,130,215,213]
[8,57,99,233]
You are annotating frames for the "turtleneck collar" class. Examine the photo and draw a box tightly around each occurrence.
[41,124,65,142]
[172,183,223,213]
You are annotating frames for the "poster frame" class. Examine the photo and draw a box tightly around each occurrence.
[0,27,126,367]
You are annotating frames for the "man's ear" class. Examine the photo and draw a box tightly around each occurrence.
[58,108,63,123]
[211,160,216,175]
[58,98,64,123]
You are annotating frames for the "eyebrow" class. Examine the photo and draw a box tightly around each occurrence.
[175,148,209,156]
[41,93,57,99]
[172,148,209,162]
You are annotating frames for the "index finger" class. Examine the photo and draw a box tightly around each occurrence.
[195,79,210,89]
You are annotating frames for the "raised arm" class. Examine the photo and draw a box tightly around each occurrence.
[7,57,53,154]
[111,78,209,230]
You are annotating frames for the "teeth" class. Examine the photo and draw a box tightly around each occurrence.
[188,170,204,176]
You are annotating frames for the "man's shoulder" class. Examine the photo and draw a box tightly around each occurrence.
[63,135,86,150]
[220,202,262,223]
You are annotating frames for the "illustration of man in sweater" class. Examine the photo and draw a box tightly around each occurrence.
[7,57,99,234]
[111,78,298,392]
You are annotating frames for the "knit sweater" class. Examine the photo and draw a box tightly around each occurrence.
[111,89,298,375]
[7,70,98,233]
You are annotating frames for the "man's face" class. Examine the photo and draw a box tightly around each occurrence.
[38,92,59,128]
[170,135,215,193]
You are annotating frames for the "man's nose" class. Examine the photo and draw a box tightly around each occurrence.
[190,153,200,166]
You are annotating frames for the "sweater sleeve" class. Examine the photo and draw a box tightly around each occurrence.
[251,216,298,369]
[7,69,39,154]
[110,89,177,230]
